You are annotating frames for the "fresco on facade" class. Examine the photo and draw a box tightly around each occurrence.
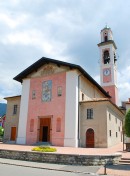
[42,80,52,102]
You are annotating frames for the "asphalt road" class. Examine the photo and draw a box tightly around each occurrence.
[0,163,99,176]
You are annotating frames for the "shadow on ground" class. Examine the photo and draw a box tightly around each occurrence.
[106,164,130,171]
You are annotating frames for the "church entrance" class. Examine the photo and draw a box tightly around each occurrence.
[42,126,48,142]
[86,128,94,148]
[39,117,51,142]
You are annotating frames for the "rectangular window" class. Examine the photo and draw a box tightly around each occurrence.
[116,132,118,137]
[87,109,93,119]
[32,90,36,99]
[56,118,61,132]
[82,93,84,101]
[109,130,111,137]
[30,119,34,132]
[109,113,111,121]
[57,86,62,96]
[13,105,17,115]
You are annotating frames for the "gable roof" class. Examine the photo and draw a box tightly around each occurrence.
[4,95,21,100]
[80,98,124,116]
[13,57,111,98]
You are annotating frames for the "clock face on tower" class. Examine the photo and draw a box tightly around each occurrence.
[103,68,111,83]
[103,68,110,76]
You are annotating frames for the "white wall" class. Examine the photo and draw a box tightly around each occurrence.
[107,107,122,147]
[64,70,79,147]
[80,76,106,101]
[16,79,30,144]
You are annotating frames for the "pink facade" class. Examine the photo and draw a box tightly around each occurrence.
[26,72,66,146]
[103,85,118,104]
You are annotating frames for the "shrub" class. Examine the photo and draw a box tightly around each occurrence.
[124,109,130,137]
[32,146,57,152]
[0,127,4,137]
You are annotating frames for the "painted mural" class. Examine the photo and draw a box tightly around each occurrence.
[42,80,52,102]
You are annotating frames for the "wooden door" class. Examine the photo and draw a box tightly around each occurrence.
[39,118,51,142]
[42,126,48,142]
[11,127,16,141]
[86,128,94,148]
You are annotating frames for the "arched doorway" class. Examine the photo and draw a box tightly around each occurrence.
[86,128,94,148]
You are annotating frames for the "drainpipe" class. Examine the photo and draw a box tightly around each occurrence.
[78,74,82,147]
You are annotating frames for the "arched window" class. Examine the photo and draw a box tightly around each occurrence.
[104,36,108,42]
[104,31,108,42]
[30,119,34,132]
[103,50,110,64]
[56,118,61,132]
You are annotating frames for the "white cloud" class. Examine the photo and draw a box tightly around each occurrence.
[94,75,100,84]
[3,29,68,60]
[0,68,21,98]
[118,66,130,103]
[0,13,28,29]
[0,0,130,105]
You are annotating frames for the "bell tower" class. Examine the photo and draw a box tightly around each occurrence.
[98,25,118,105]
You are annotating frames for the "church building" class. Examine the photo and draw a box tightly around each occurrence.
[4,27,124,148]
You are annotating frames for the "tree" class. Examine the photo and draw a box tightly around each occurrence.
[0,127,4,137]
[124,109,130,137]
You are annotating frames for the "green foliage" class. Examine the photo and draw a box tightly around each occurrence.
[32,146,57,152]
[0,127,4,137]
[124,109,130,137]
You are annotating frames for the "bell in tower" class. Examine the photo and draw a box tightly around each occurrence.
[103,50,110,64]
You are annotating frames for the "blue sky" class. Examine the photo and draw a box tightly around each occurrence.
[0,0,130,105]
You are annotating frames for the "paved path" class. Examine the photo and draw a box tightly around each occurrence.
[0,142,130,176]
[0,142,127,155]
